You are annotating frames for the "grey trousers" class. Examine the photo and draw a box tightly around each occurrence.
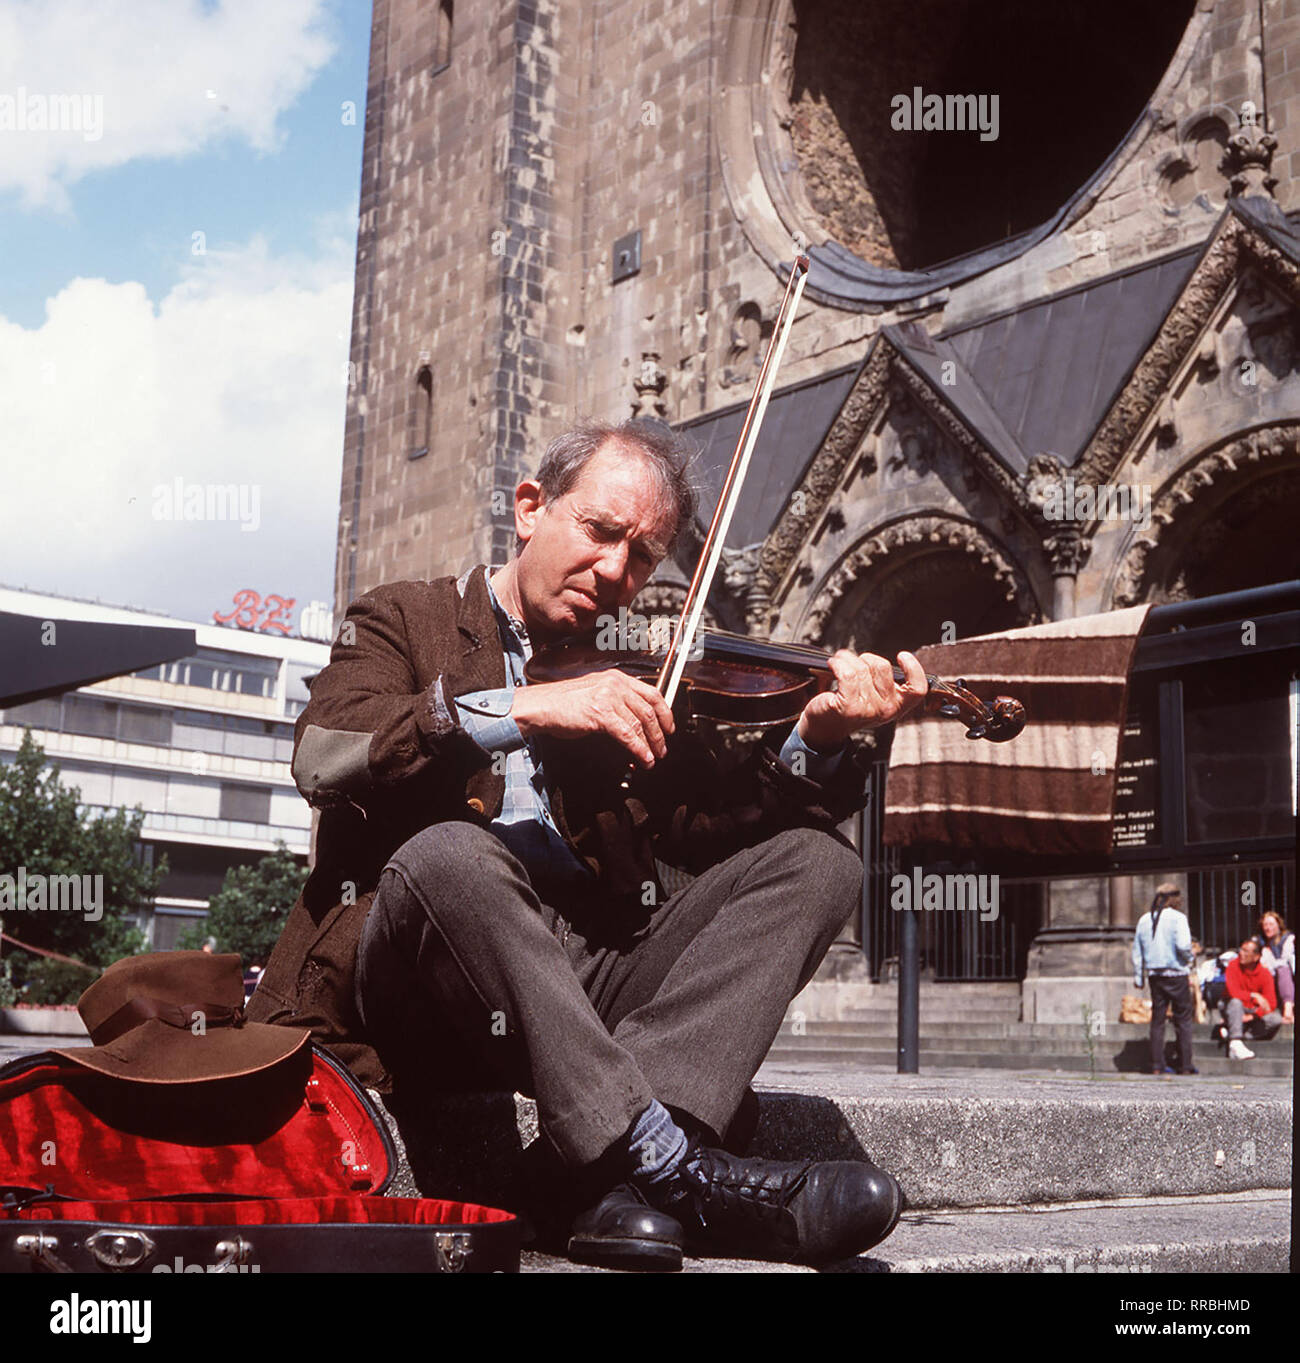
[1221,997,1283,1041]
[354,822,860,1168]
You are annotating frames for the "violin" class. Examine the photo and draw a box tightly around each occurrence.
[525,628,1026,743]
[527,252,1025,757]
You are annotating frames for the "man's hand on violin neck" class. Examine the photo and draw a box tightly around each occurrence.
[797,649,926,751]
[510,670,676,768]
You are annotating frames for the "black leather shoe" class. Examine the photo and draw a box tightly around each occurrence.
[659,1145,904,1264]
[567,1181,685,1271]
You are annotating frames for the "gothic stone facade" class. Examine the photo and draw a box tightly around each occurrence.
[340,0,1300,640]
[338,1,1299,1009]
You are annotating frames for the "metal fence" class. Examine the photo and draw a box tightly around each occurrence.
[668,760,1293,984]
[856,760,1046,982]
[1184,862,1295,955]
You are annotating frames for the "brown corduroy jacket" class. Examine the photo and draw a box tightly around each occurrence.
[246,565,873,1090]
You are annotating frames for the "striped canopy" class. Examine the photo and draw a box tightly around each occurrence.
[883,605,1151,855]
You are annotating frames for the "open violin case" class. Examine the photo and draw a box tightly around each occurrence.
[0,1042,520,1273]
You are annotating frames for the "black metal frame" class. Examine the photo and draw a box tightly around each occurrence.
[1110,583,1299,871]
[874,580,1298,1069]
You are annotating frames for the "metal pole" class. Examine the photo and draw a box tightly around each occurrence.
[898,899,919,1073]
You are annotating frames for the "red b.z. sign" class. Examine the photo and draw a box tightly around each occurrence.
[213,590,296,634]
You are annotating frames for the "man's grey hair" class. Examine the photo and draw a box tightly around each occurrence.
[518,418,699,556]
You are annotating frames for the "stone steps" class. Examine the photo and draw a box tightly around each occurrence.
[797,1020,1228,1037]
[372,1070,1292,1214]
[766,1018,1294,1075]
[765,1044,1293,1077]
[370,1071,1291,1274]
[773,1029,1294,1056]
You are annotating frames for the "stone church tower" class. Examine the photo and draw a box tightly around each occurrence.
[337,0,1299,1006]
[339,0,1298,623]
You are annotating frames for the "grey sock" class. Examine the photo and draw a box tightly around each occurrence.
[626,1099,692,1190]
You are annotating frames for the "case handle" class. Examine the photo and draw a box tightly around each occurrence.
[15,1231,74,1273]
[212,1235,256,1271]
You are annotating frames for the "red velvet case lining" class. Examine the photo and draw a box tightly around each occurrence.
[14,1197,514,1226]
[0,1051,391,1202]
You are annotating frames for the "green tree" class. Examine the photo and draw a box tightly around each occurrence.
[0,729,161,1003]
[177,841,305,967]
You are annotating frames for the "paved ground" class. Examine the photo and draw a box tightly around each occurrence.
[520,1190,1292,1273]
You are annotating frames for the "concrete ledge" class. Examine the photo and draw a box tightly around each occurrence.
[0,1007,87,1036]
[368,1070,1292,1213]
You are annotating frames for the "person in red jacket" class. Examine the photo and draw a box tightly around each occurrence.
[1220,939,1281,1060]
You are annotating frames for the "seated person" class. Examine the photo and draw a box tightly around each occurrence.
[1219,939,1282,1060]
[1199,948,1231,1018]
[1255,911,1295,1025]
[249,419,927,1271]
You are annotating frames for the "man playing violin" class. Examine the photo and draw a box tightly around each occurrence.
[249,417,926,1270]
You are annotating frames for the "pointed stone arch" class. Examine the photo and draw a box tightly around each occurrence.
[795,515,1041,657]
[1110,422,1300,606]
[760,340,1033,625]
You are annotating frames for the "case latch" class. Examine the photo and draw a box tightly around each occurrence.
[434,1231,472,1273]
[87,1228,156,1271]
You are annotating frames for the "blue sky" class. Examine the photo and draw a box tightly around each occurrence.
[0,0,373,631]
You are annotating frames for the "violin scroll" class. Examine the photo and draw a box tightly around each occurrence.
[926,675,1026,744]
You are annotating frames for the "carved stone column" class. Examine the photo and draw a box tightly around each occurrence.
[1017,454,1096,622]
[1109,874,1134,928]
[719,544,769,634]
[1045,530,1090,620]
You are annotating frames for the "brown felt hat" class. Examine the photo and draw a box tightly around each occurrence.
[51,951,309,1084]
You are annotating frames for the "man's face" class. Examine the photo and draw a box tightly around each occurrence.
[1239,942,1260,967]
[514,441,675,641]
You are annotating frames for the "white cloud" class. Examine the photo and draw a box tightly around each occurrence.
[0,0,337,210]
[0,222,354,620]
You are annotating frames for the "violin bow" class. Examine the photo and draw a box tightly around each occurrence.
[655,254,811,708]
[647,250,1026,746]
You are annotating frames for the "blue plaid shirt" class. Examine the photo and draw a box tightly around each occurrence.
[453,567,845,883]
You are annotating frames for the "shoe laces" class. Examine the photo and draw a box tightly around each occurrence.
[678,1144,814,1231]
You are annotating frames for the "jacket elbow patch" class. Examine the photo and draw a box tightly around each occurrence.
[293,724,374,800]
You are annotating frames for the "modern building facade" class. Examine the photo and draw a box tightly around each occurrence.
[0,586,329,951]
